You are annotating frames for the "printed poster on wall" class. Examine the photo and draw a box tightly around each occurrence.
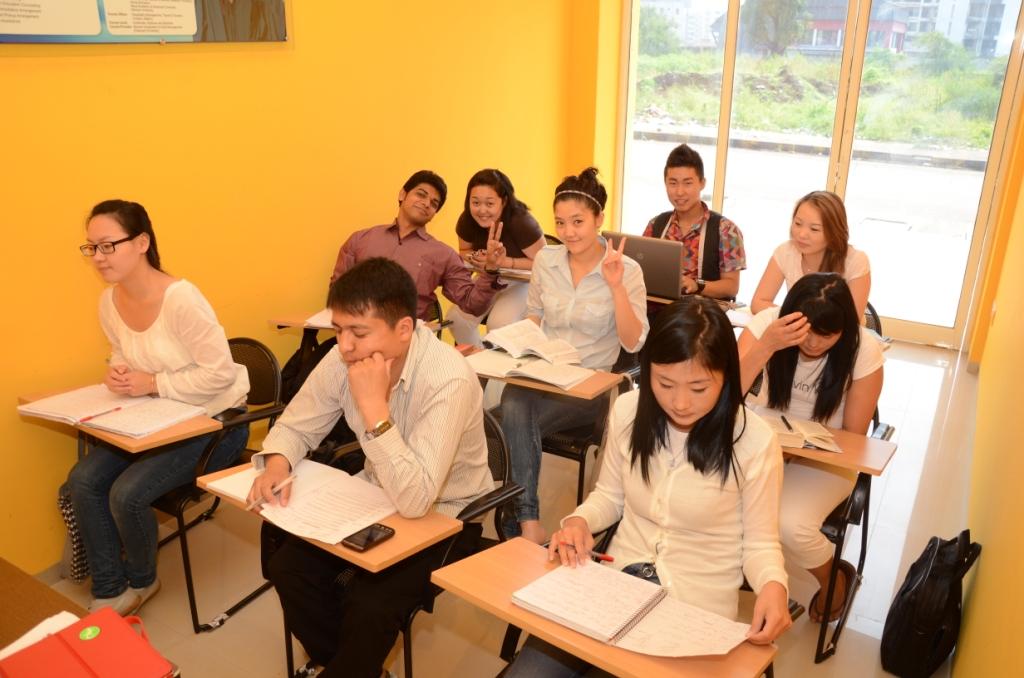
[0,0,286,43]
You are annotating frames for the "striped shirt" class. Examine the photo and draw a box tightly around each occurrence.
[253,323,494,518]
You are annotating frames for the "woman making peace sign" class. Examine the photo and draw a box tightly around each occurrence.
[499,167,649,543]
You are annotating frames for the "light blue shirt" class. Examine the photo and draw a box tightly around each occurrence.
[527,243,649,370]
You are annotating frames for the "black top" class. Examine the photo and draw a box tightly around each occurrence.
[455,209,544,259]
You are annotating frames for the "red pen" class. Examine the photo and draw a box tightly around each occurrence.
[559,541,614,562]
[80,406,122,423]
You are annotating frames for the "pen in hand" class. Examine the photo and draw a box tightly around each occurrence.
[246,474,295,511]
[559,541,614,563]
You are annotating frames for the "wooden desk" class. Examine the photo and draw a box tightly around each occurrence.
[0,557,87,648]
[18,391,222,455]
[782,427,896,476]
[432,538,775,678]
[198,464,464,573]
[468,349,623,402]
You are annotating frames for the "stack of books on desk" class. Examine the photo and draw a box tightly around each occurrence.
[17,384,206,438]
[471,320,594,389]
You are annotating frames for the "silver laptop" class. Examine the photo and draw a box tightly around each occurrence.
[603,231,684,300]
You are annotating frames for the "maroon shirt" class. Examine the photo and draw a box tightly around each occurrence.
[330,222,499,321]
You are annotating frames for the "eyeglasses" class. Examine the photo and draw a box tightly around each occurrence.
[80,234,137,257]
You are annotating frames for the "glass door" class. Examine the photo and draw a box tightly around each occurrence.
[620,0,1024,347]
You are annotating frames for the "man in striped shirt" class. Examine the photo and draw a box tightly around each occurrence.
[249,258,493,678]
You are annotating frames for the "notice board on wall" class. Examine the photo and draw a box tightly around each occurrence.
[0,0,287,43]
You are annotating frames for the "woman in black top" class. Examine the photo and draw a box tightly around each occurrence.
[449,168,546,347]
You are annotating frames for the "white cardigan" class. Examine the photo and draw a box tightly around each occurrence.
[568,390,788,620]
[99,279,248,416]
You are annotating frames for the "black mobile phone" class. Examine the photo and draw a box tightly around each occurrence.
[341,523,395,552]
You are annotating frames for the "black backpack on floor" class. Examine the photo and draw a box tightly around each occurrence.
[880,529,981,677]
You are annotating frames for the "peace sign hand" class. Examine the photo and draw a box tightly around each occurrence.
[601,236,627,290]
[483,221,506,270]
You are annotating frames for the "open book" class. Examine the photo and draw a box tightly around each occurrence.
[206,459,396,544]
[512,561,751,657]
[466,350,595,390]
[483,320,581,365]
[18,384,206,437]
[761,413,842,452]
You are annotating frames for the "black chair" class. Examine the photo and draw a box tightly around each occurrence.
[540,349,640,504]
[543,233,562,246]
[424,298,446,339]
[284,408,524,678]
[152,337,286,633]
[812,409,894,663]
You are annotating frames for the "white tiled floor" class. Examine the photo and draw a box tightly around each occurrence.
[42,341,974,677]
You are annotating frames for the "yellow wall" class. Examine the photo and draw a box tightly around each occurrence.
[954,112,1024,672]
[0,1,625,572]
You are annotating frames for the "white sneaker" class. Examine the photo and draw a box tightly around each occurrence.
[89,589,141,616]
[129,579,161,613]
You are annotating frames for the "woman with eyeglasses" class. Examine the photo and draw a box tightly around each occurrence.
[504,297,790,676]
[67,199,250,616]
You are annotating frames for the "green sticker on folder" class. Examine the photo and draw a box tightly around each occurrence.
[79,626,101,641]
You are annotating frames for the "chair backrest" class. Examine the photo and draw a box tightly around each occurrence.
[544,233,562,246]
[482,408,510,486]
[229,337,282,408]
[865,302,883,335]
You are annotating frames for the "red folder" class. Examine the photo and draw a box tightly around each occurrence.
[0,607,173,678]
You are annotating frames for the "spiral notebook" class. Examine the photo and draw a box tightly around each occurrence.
[511,561,751,657]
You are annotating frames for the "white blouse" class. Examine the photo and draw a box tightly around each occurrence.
[772,240,870,290]
[745,307,884,428]
[526,243,649,370]
[99,279,248,416]
[568,390,787,620]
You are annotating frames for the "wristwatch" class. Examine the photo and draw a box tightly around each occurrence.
[365,419,393,441]
[695,279,706,294]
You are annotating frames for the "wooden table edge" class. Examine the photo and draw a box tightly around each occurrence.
[431,539,776,678]
[198,464,463,573]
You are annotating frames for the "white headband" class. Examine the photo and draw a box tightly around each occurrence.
[555,190,602,211]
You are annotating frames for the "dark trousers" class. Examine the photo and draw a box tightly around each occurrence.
[267,522,482,678]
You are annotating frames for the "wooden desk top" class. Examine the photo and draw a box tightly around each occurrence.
[270,312,442,333]
[502,370,623,401]
[197,464,464,573]
[18,390,222,455]
[432,538,775,678]
[782,427,897,476]
[270,311,333,330]
[468,349,623,401]
[0,557,87,648]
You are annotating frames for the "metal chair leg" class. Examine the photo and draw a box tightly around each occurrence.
[814,476,871,662]
[174,509,203,634]
[403,617,414,678]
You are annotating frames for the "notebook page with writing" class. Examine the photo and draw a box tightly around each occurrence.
[81,398,206,438]
[205,458,340,503]
[615,593,751,657]
[17,384,150,425]
[259,469,396,544]
[512,562,666,643]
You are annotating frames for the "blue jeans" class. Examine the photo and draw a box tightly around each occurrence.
[505,564,660,677]
[499,385,604,532]
[67,425,249,598]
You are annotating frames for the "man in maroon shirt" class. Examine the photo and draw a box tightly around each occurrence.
[330,170,506,321]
